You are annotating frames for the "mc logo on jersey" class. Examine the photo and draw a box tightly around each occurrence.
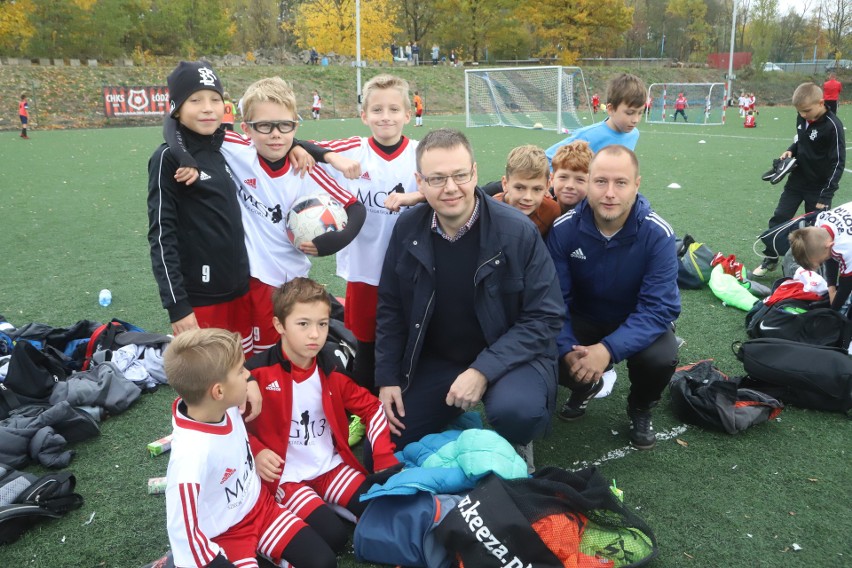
[127,89,150,112]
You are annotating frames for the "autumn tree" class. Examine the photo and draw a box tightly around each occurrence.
[230,0,285,53]
[822,0,852,61]
[0,0,36,55]
[293,0,400,61]
[524,0,634,63]
[398,0,438,44]
[666,0,711,61]
[433,0,516,62]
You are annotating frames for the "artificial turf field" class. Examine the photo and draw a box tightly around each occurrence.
[0,107,849,567]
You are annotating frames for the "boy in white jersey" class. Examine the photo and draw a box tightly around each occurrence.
[318,74,424,391]
[245,278,400,553]
[164,77,368,355]
[162,328,335,568]
[789,201,852,314]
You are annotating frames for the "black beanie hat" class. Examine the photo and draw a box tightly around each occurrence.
[167,61,224,117]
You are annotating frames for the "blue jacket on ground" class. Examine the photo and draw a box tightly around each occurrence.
[546,195,680,363]
[545,119,640,168]
[375,187,564,390]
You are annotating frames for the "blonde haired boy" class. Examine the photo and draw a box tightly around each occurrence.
[493,144,561,237]
[789,200,852,314]
[163,328,335,568]
[753,82,845,277]
[316,73,424,392]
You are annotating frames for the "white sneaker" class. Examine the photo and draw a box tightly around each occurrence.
[595,369,617,398]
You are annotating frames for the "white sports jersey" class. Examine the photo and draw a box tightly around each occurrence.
[312,94,322,110]
[166,402,260,567]
[320,136,419,284]
[817,202,852,276]
[280,366,343,483]
[223,132,356,287]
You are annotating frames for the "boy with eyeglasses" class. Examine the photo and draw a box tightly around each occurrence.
[375,128,564,472]
[164,76,367,355]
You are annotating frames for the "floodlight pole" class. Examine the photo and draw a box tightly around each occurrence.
[356,0,362,114]
[726,0,737,107]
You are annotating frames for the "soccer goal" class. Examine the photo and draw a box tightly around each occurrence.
[645,83,728,125]
[465,66,592,132]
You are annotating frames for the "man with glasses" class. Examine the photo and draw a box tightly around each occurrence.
[375,128,564,472]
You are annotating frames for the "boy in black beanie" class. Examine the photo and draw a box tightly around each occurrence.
[147,61,255,353]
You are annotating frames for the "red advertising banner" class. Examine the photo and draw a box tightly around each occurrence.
[102,86,169,117]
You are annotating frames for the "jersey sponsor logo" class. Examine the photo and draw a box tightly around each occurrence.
[220,467,236,484]
[199,171,211,181]
[244,178,257,189]
[570,248,586,260]
[356,184,405,214]
[266,380,281,391]
[236,186,285,227]
[289,410,328,445]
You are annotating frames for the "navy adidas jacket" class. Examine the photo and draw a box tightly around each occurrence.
[546,195,681,363]
[375,188,564,391]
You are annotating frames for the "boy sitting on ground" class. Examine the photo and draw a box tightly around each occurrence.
[163,328,335,568]
[245,278,400,553]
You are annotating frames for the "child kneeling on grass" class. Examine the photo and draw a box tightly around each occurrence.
[245,278,400,553]
[163,328,335,568]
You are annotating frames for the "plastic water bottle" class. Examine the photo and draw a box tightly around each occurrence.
[98,289,112,307]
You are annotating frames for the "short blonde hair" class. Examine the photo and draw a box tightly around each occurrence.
[362,74,411,110]
[551,141,594,174]
[792,82,823,107]
[164,328,244,405]
[504,145,548,181]
[241,77,298,122]
[789,226,830,270]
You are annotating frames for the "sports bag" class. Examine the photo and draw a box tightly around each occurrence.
[745,298,852,347]
[0,342,68,419]
[734,338,852,414]
[0,462,84,545]
[676,235,715,289]
[669,360,783,434]
[81,319,169,371]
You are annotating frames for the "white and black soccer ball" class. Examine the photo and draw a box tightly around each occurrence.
[285,193,348,247]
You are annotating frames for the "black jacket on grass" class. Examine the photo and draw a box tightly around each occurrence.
[147,125,249,322]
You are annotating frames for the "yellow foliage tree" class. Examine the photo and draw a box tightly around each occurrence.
[0,0,36,54]
[293,0,400,61]
[524,0,633,64]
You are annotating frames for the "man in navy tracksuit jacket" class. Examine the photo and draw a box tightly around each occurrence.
[546,145,680,450]
[375,129,564,469]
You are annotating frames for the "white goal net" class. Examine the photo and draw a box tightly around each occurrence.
[645,83,728,125]
[465,66,592,132]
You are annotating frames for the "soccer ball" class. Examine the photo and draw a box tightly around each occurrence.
[532,122,543,129]
[285,193,348,247]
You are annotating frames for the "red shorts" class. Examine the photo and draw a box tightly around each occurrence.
[193,292,253,353]
[416,110,423,117]
[247,278,279,354]
[276,462,365,519]
[213,488,308,565]
[344,282,378,342]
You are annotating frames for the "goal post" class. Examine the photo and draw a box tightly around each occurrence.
[645,83,728,125]
[465,66,593,132]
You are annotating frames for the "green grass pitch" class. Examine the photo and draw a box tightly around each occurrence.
[0,108,849,567]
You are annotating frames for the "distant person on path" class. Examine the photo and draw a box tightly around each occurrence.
[310,47,319,65]
[449,49,458,67]
[545,73,645,168]
[412,42,420,66]
[546,145,680,450]
[18,93,29,139]
[823,72,842,114]
[431,44,440,66]
[405,42,412,61]
[753,82,846,277]
[672,92,688,122]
